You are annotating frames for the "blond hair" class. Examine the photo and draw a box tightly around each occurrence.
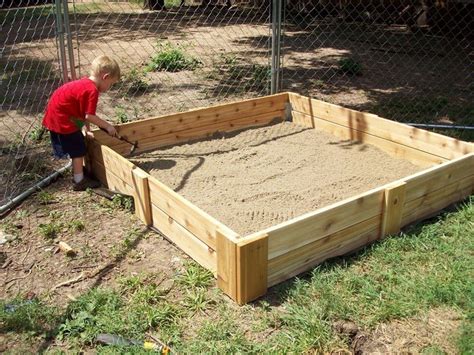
[90,55,121,80]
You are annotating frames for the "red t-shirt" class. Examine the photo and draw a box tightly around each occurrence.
[42,77,99,134]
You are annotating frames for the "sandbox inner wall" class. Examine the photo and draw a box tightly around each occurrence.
[130,121,423,236]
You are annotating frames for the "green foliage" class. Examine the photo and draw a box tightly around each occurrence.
[456,319,474,354]
[70,2,103,14]
[184,317,261,353]
[115,106,130,124]
[0,5,54,24]
[29,126,46,143]
[183,289,210,313]
[120,67,149,96]
[338,57,363,76]
[146,42,201,72]
[38,221,62,240]
[57,289,124,342]
[36,190,55,205]
[101,194,134,213]
[0,298,59,334]
[177,261,213,289]
[68,219,85,232]
[264,198,474,352]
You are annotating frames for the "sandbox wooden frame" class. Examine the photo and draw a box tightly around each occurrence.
[86,92,474,304]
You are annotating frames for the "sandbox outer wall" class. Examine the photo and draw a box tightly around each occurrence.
[86,92,474,305]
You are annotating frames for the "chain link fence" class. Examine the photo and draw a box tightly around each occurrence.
[1,0,473,210]
[281,0,474,140]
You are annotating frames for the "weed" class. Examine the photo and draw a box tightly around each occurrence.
[101,194,134,213]
[57,289,124,342]
[115,105,130,124]
[338,57,363,76]
[29,125,46,143]
[177,261,213,289]
[36,190,55,205]
[38,221,62,240]
[111,194,134,212]
[183,289,210,313]
[68,220,85,232]
[120,67,149,95]
[0,298,59,334]
[146,42,201,72]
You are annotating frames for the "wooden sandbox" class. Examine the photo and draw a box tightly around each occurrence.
[86,92,474,304]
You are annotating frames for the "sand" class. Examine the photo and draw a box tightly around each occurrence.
[131,122,422,236]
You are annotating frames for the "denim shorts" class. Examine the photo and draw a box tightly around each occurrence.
[49,130,86,159]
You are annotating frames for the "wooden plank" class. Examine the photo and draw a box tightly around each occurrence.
[132,169,152,226]
[109,109,285,156]
[291,111,444,167]
[268,216,380,287]
[217,230,237,300]
[94,93,289,148]
[101,145,137,185]
[381,182,406,237]
[401,175,474,226]
[151,204,217,273]
[236,234,268,304]
[90,159,133,195]
[247,188,384,260]
[148,176,239,250]
[289,92,473,159]
[403,153,474,202]
[291,110,314,128]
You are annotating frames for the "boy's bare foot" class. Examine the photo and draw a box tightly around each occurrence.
[73,176,101,191]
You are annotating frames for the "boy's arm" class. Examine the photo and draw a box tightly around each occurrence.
[85,114,117,136]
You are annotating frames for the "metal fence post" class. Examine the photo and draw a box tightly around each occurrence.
[271,0,282,94]
[63,0,77,81]
[54,0,68,82]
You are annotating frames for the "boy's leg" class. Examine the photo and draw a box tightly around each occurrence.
[72,156,84,183]
[51,131,100,190]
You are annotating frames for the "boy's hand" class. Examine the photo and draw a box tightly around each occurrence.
[105,124,117,137]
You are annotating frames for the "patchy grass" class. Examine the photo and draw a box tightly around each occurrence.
[0,5,55,24]
[0,298,59,335]
[2,197,472,353]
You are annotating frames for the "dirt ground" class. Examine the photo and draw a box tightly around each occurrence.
[131,121,422,235]
[0,4,471,352]
[1,3,472,204]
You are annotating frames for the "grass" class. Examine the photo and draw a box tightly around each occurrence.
[0,4,55,24]
[2,198,472,352]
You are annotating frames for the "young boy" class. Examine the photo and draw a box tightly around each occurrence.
[43,55,120,191]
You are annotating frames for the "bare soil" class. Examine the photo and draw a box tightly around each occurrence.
[131,121,421,235]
